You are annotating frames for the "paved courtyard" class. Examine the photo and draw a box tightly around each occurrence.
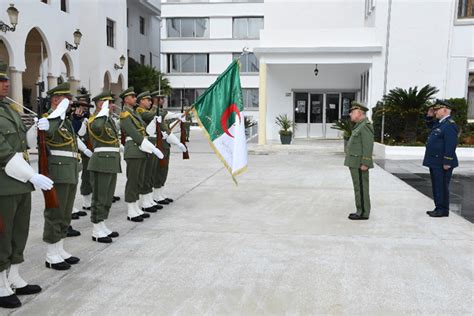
[5,131,473,315]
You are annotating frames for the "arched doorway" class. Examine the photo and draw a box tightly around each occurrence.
[103,71,111,92]
[111,74,123,98]
[0,39,10,72]
[24,28,49,111]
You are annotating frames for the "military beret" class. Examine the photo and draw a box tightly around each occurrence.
[0,62,9,81]
[150,90,165,98]
[433,99,453,110]
[137,91,151,102]
[47,82,71,96]
[349,101,369,113]
[119,87,136,99]
[92,91,114,102]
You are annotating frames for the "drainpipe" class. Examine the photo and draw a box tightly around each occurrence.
[381,0,393,144]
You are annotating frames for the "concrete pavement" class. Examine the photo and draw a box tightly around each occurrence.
[4,131,473,315]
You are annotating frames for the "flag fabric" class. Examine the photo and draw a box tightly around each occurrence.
[193,59,248,183]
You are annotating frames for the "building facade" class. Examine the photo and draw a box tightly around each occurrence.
[256,0,474,144]
[160,0,263,119]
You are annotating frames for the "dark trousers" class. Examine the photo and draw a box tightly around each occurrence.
[125,158,147,203]
[153,148,170,189]
[90,172,117,223]
[0,193,31,272]
[43,183,77,243]
[429,167,453,213]
[80,157,92,196]
[349,168,371,217]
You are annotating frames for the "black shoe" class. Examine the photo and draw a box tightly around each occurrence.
[165,198,174,203]
[127,216,143,222]
[45,261,71,270]
[140,213,151,218]
[77,210,88,216]
[15,284,42,296]
[64,256,80,265]
[428,211,449,218]
[108,231,119,238]
[426,210,437,215]
[0,294,21,308]
[348,213,369,220]
[71,213,80,220]
[92,236,113,243]
[66,226,81,237]
[82,206,91,211]
[142,206,157,213]
[157,199,169,205]
[112,196,120,203]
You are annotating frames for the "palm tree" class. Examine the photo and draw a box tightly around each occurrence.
[382,85,438,142]
[128,58,171,95]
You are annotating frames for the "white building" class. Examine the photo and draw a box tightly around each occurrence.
[160,0,263,118]
[127,0,161,68]
[256,0,474,144]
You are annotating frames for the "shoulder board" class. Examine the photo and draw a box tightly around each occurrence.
[7,103,21,113]
[120,111,130,119]
[88,115,97,124]
[136,107,146,114]
[42,113,49,118]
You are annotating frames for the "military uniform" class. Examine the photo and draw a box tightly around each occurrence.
[344,103,374,220]
[423,100,458,217]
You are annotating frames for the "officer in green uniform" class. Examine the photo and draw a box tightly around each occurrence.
[119,87,163,222]
[344,102,374,220]
[87,92,121,242]
[40,82,81,270]
[0,62,51,308]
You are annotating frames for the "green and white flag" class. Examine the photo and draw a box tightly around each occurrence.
[193,60,248,183]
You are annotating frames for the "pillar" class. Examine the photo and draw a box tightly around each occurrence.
[9,69,23,112]
[69,79,80,95]
[258,63,267,145]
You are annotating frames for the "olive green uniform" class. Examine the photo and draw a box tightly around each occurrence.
[87,115,121,223]
[43,113,80,244]
[0,100,34,272]
[344,118,374,217]
[153,108,171,190]
[120,106,148,203]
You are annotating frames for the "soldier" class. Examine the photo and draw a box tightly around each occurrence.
[423,99,458,218]
[0,62,53,308]
[119,87,164,222]
[88,92,121,242]
[344,102,374,220]
[40,82,88,270]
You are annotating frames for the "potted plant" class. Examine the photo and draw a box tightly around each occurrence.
[275,114,295,144]
[331,118,354,152]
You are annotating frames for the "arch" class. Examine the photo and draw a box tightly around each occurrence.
[0,37,13,67]
[111,73,124,97]
[103,71,111,91]
[60,53,74,80]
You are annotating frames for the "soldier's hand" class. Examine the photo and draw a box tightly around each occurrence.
[360,165,369,171]
[83,149,93,158]
[443,164,451,170]
[29,174,54,190]
[37,118,50,131]
[178,143,187,153]
[427,108,435,117]
[152,147,164,159]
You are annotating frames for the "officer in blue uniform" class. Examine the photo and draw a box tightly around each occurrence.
[423,99,458,218]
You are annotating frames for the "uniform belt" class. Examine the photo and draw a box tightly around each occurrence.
[50,150,80,159]
[125,137,133,142]
[94,147,120,153]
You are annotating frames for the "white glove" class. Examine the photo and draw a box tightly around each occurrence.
[48,98,70,120]
[157,116,162,123]
[77,120,87,137]
[152,147,164,159]
[29,174,54,191]
[83,149,93,158]
[178,143,187,153]
[97,100,110,118]
[139,137,163,159]
[179,114,186,122]
[146,118,156,136]
[120,144,124,153]
[161,131,168,140]
[26,124,38,149]
[77,137,93,157]
[37,118,50,131]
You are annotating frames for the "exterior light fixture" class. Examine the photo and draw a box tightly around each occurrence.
[65,29,82,51]
[314,64,319,77]
[0,4,19,33]
[114,55,126,70]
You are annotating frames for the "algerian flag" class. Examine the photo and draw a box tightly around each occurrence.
[193,60,248,183]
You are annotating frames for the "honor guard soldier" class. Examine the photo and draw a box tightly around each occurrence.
[0,62,53,309]
[39,82,87,270]
[344,102,374,220]
[87,92,121,242]
[423,99,458,218]
[119,87,164,222]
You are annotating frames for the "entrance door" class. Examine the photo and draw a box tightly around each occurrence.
[309,93,324,137]
[294,92,309,138]
[325,94,341,138]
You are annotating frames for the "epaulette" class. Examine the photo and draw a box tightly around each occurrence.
[120,111,130,119]
[42,113,49,118]
[88,115,96,124]
[8,103,21,113]
[136,107,145,114]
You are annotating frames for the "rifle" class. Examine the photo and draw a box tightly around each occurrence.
[120,100,126,145]
[156,106,168,167]
[180,101,190,160]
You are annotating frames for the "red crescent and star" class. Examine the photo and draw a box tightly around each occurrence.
[220,104,241,138]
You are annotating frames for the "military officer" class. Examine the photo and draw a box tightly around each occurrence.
[119,87,164,222]
[423,99,458,218]
[39,82,84,270]
[344,102,374,220]
[87,92,121,242]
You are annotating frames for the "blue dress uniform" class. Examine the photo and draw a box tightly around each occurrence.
[423,105,458,217]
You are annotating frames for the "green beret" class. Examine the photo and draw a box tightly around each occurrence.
[47,82,71,96]
[150,90,164,98]
[137,91,151,102]
[349,101,369,113]
[92,91,114,102]
[119,87,136,99]
[0,62,9,81]
[433,99,453,110]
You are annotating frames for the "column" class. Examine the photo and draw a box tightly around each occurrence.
[69,79,80,95]
[258,63,267,145]
[9,69,23,112]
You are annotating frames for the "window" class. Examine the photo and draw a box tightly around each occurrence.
[168,54,209,73]
[41,0,48,4]
[60,0,67,12]
[233,17,263,39]
[169,89,206,108]
[140,16,145,35]
[106,19,115,47]
[360,71,369,104]
[242,89,259,109]
[166,18,209,38]
[458,0,474,19]
[233,53,259,73]
[140,54,145,65]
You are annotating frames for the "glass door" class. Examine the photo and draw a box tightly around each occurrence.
[309,93,324,137]
[294,92,309,138]
[325,94,340,138]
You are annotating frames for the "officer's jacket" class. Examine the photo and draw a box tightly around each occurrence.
[423,116,458,168]
[44,110,79,185]
[136,106,170,150]
[120,105,147,159]
[344,118,374,169]
[0,100,34,195]
[87,115,122,174]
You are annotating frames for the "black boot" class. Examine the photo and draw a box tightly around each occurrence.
[92,236,113,243]
[112,196,120,203]
[0,294,21,308]
[45,261,71,270]
[127,216,143,222]
[64,256,80,265]
[15,284,42,295]
[71,213,80,220]
[348,213,369,220]
[66,226,81,237]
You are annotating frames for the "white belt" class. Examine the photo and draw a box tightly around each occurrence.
[50,150,80,159]
[94,147,120,153]
[125,137,133,142]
